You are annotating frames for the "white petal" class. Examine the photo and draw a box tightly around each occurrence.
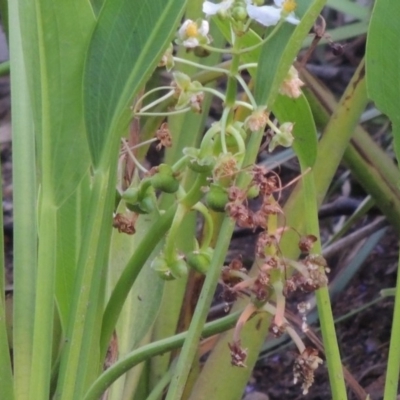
[285,13,300,25]
[203,1,221,15]
[183,38,200,48]
[198,20,210,35]
[219,0,234,11]
[247,4,281,26]
[274,0,284,6]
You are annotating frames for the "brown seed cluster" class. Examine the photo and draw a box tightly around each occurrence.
[226,166,282,230]
[155,122,172,150]
[285,254,329,294]
[228,340,248,368]
[112,213,137,235]
[293,347,323,395]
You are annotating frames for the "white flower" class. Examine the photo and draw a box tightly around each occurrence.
[203,0,234,17]
[177,19,210,48]
[247,0,300,27]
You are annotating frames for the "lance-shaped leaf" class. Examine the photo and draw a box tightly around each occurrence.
[84,0,188,166]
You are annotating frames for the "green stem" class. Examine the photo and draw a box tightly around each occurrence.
[100,204,177,358]
[192,202,214,251]
[383,249,400,400]
[199,124,221,157]
[146,363,175,400]
[173,56,229,75]
[29,202,57,400]
[235,74,257,109]
[134,87,174,113]
[219,107,231,154]
[84,311,242,400]
[135,108,191,117]
[164,205,188,262]
[226,124,246,161]
[238,19,285,54]
[301,169,347,399]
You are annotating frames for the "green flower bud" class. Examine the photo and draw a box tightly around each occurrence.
[205,184,229,212]
[232,5,247,21]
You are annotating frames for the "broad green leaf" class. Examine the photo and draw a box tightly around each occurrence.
[273,93,317,168]
[366,0,400,162]
[84,0,188,166]
[55,174,91,331]
[18,0,95,205]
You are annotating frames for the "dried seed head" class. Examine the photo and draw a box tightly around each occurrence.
[155,122,172,150]
[279,66,304,98]
[113,213,137,235]
[298,234,318,253]
[228,340,248,368]
[293,347,323,395]
[270,322,287,338]
[245,107,269,132]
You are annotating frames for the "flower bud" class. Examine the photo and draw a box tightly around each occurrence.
[231,5,247,21]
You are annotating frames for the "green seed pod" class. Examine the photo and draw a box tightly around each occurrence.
[122,187,140,205]
[151,164,179,193]
[126,195,155,214]
[151,256,176,281]
[188,155,215,174]
[247,184,260,199]
[205,184,229,212]
[186,251,211,274]
[169,258,188,279]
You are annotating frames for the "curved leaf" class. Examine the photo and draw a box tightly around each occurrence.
[84,0,188,166]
